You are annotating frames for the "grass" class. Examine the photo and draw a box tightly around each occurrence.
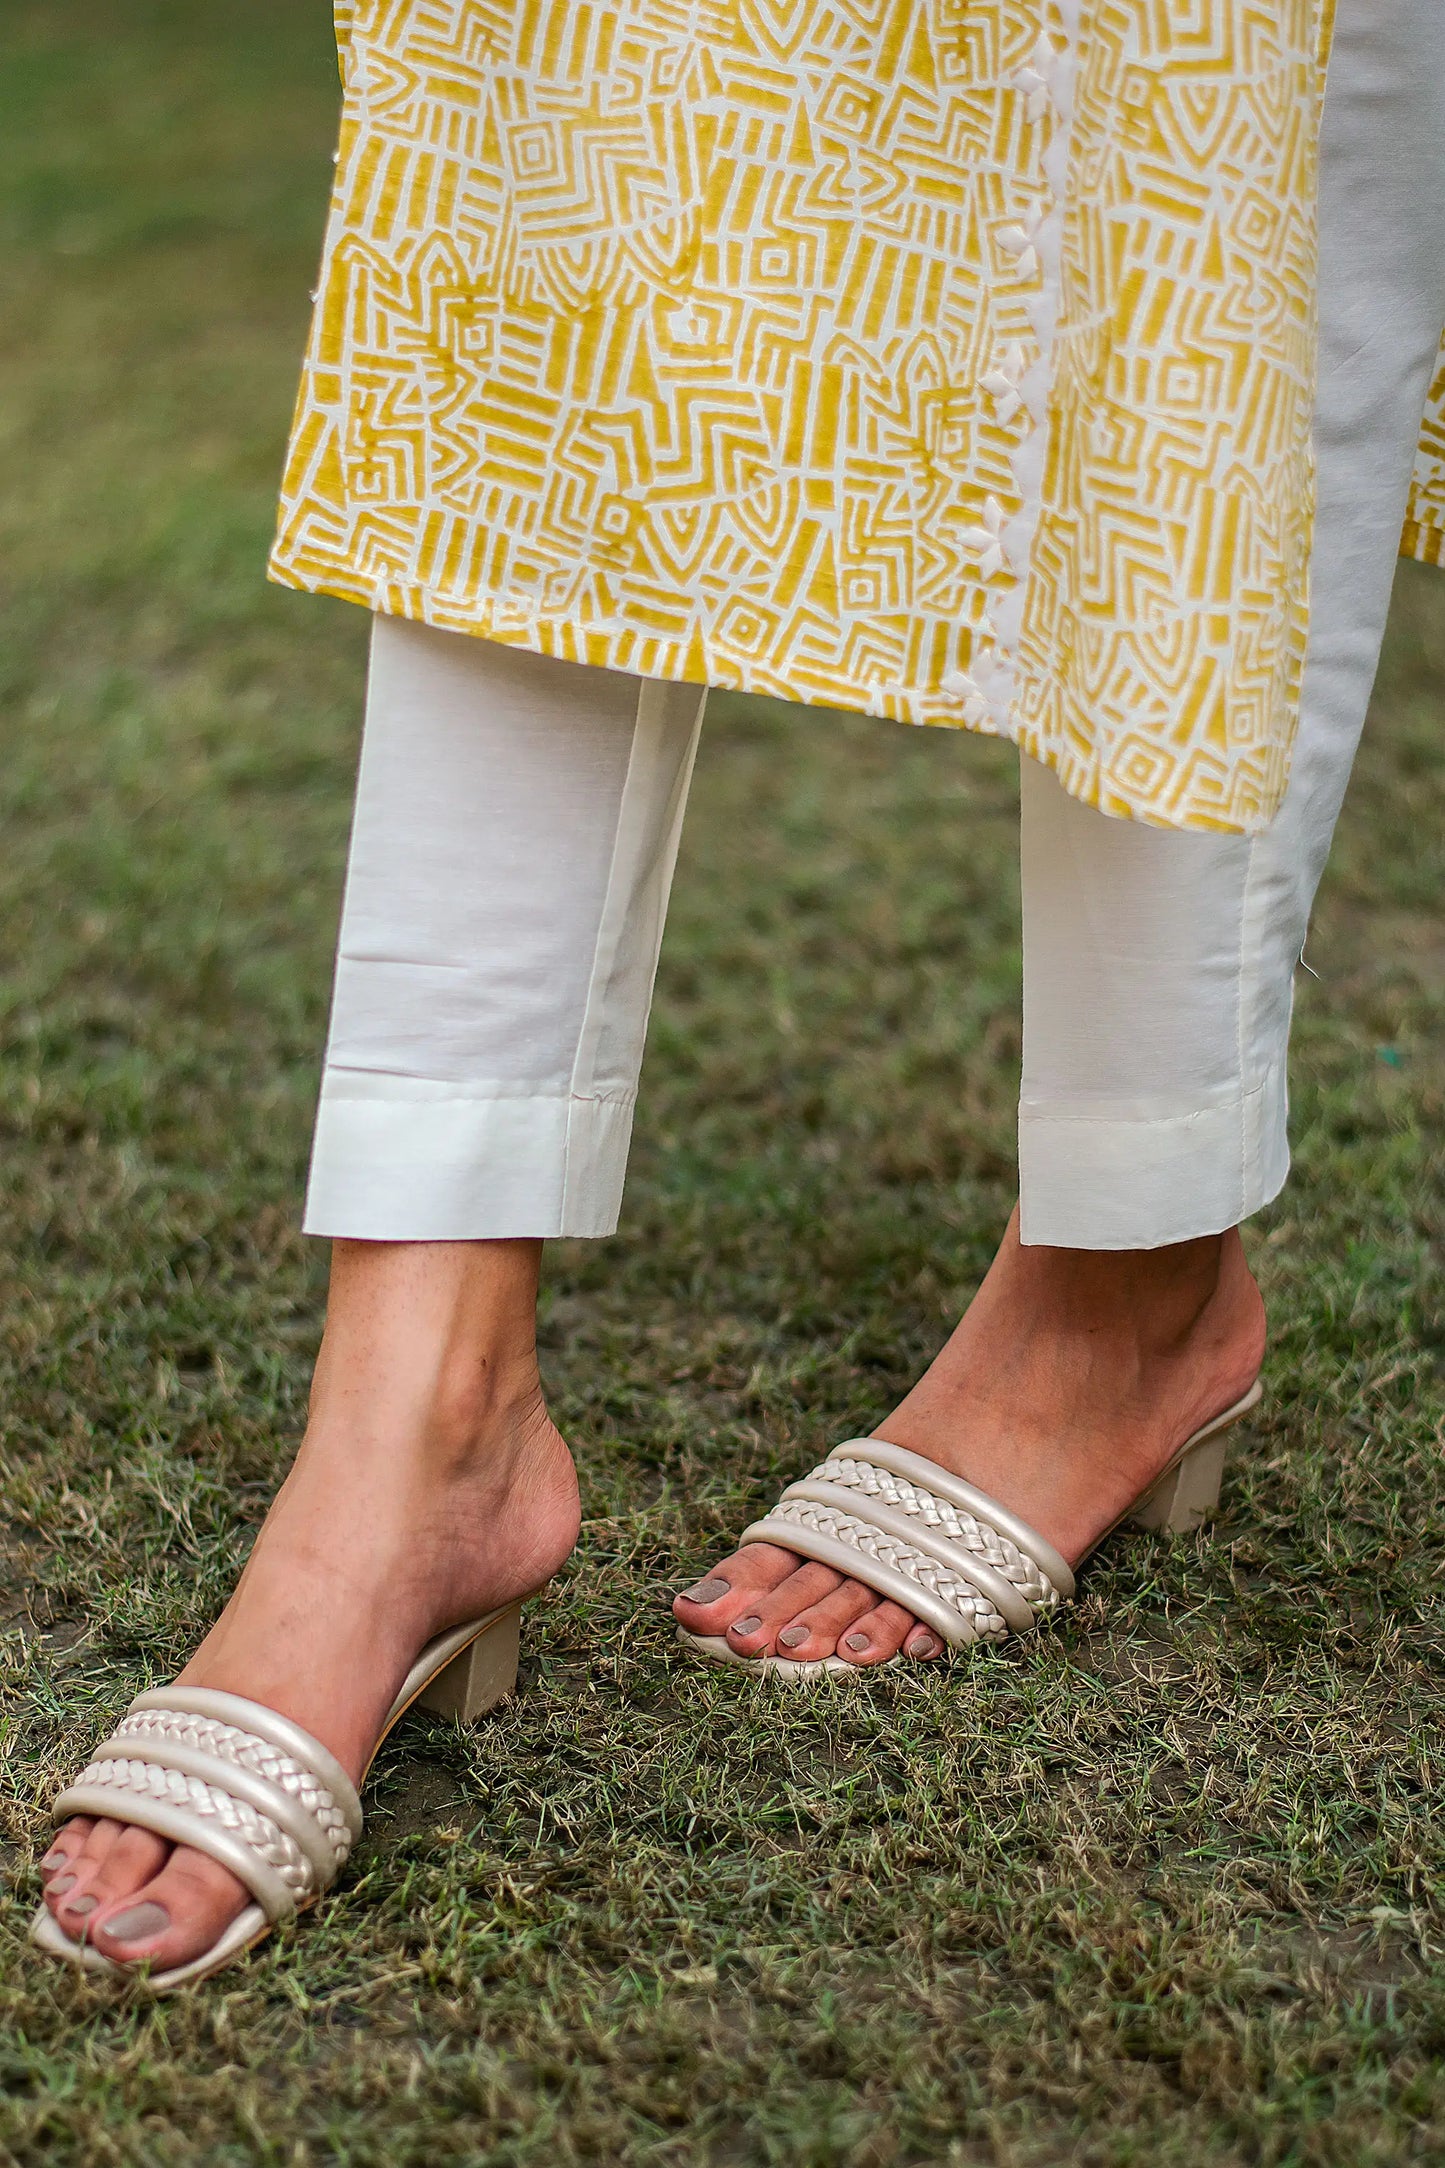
[0,2,1442,2160]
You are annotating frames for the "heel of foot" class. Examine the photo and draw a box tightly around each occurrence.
[415,1607,521,1722]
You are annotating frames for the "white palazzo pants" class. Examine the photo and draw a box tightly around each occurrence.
[305,0,1445,1251]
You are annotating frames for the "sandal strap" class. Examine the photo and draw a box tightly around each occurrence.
[810,1443,1074,1606]
[53,1690,360,1924]
[130,1687,363,1835]
[744,1502,1013,1646]
[742,1444,1071,1649]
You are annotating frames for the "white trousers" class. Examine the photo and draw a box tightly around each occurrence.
[305,0,1445,1250]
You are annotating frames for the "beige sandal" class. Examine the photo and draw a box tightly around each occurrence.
[677,1384,1262,1681]
[30,1602,526,1994]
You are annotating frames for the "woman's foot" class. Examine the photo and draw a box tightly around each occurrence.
[673,1214,1266,1668]
[39,1238,580,1976]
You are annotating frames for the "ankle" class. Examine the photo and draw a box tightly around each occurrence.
[303,1235,546,1454]
[419,1355,551,1480]
[1106,1227,1263,1372]
[894,1220,1264,1440]
[1044,1232,1213,1320]
[993,1218,1258,1356]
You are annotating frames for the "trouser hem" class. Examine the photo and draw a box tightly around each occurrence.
[1017,1063,1289,1249]
[303,1075,635,1239]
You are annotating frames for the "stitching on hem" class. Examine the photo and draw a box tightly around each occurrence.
[320,1080,637,1109]
[1018,1073,1276,1130]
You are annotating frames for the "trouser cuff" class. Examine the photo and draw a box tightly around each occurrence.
[303,1072,635,1239]
[1017,1064,1289,1249]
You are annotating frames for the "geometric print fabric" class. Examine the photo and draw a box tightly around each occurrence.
[1404,338,1445,573]
[270,0,1439,833]
[1014,2,1325,832]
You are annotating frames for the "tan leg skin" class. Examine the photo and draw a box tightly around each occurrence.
[673,1212,1266,1666]
[40,1237,580,1973]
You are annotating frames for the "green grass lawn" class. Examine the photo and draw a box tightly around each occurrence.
[2,4,1443,2161]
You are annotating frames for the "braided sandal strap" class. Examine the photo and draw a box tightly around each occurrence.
[743,1443,1071,1650]
[53,1691,362,1924]
[112,1706,354,1858]
[812,1455,1063,1613]
[748,1497,1012,1645]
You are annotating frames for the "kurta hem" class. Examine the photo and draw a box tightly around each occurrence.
[272,1,1445,836]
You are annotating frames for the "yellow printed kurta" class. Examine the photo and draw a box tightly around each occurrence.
[1403,339,1445,569]
[270,0,1445,834]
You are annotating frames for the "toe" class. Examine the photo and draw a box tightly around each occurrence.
[673,1542,804,1633]
[62,1823,172,1933]
[903,1622,948,1661]
[721,1561,847,1657]
[47,1817,127,1929]
[40,1817,93,1889]
[770,1577,879,1663]
[834,1600,924,1667]
[89,1845,256,1974]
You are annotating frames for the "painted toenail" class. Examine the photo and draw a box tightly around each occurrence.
[682,1579,731,1605]
[844,1633,871,1652]
[104,1903,170,1945]
[48,1874,76,1895]
[730,1616,762,1637]
[40,1850,67,1875]
[778,1626,809,1648]
[910,1634,942,1659]
[67,1895,98,1916]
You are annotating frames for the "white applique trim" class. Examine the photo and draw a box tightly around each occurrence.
[962,493,1011,582]
[940,5,1081,734]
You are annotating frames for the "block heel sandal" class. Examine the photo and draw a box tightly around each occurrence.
[677,1385,1262,1681]
[31,1599,528,1994]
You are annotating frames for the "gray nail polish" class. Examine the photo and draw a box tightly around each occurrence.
[40,1850,67,1875]
[778,1625,809,1649]
[844,1632,871,1652]
[911,1634,941,1659]
[67,1895,98,1916]
[682,1578,731,1606]
[48,1874,76,1896]
[103,1902,170,1945]
[730,1616,762,1637]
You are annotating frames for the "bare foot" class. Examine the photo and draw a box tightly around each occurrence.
[40,1238,580,1976]
[674,1212,1266,1668]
